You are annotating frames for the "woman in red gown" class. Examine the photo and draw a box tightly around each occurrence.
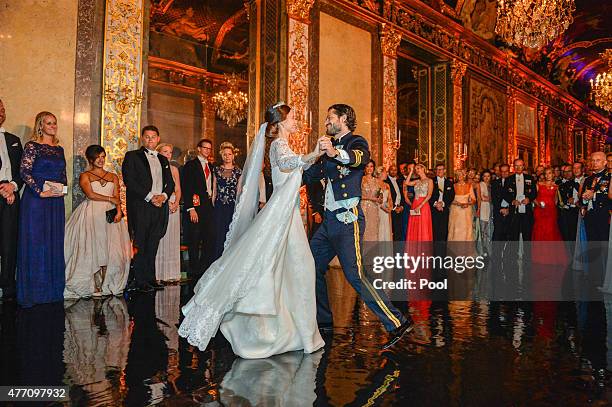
[403,164,433,319]
[532,167,568,299]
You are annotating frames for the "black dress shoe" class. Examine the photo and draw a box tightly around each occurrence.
[138,283,155,293]
[125,281,138,292]
[150,282,164,290]
[318,323,333,333]
[382,319,414,350]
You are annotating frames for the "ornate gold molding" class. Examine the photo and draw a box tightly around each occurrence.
[341,0,610,141]
[537,105,549,165]
[382,57,398,169]
[567,118,576,162]
[101,0,145,173]
[287,2,312,154]
[380,23,402,169]
[287,0,315,24]
[451,60,467,170]
[380,23,402,59]
[507,88,517,166]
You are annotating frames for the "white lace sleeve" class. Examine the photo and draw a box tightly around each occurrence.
[270,138,310,171]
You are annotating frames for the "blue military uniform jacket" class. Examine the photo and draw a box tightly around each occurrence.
[303,132,370,203]
[581,169,611,213]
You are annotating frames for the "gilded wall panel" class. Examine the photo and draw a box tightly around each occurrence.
[101,0,145,173]
[548,112,568,166]
[468,77,506,169]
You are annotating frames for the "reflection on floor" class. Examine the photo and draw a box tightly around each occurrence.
[1,268,611,406]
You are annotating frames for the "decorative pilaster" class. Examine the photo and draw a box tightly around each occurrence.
[451,59,467,170]
[567,118,576,162]
[101,0,145,173]
[506,88,517,167]
[432,64,448,167]
[537,105,548,166]
[380,23,402,170]
[287,0,314,154]
[200,90,216,144]
[417,68,430,168]
[585,129,593,157]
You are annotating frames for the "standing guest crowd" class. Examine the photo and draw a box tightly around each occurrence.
[0,96,610,307]
[0,99,244,306]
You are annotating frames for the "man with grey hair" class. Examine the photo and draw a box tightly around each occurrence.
[580,151,611,288]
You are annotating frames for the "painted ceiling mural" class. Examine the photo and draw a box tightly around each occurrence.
[150,0,248,73]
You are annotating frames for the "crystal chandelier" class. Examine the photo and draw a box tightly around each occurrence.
[495,0,575,49]
[590,50,612,112]
[212,74,248,127]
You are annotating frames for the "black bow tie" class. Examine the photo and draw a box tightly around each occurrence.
[332,137,341,146]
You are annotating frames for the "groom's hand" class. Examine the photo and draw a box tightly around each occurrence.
[317,136,330,153]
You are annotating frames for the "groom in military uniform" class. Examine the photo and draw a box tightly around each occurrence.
[304,104,412,350]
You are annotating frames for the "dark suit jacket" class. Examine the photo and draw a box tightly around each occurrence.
[385,175,404,209]
[1,132,24,191]
[303,132,370,202]
[181,157,213,213]
[122,147,174,232]
[502,173,537,214]
[491,177,509,218]
[429,177,454,211]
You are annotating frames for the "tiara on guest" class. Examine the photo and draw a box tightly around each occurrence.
[272,101,285,109]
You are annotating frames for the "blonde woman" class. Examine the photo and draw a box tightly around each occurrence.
[448,168,476,242]
[155,143,182,282]
[17,112,67,307]
[211,141,242,260]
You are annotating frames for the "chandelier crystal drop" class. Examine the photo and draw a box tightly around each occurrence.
[590,50,612,112]
[495,0,575,49]
[212,73,248,127]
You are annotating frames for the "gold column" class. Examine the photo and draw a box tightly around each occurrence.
[286,0,315,154]
[567,118,576,162]
[585,129,593,156]
[537,105,548,166]
[380,23,402,170]
[200,90,216,145]
[507,88,517,167]
[101,0,145,173]
[451,59,467,170]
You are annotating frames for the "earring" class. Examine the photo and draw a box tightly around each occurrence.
[37,128,42,136]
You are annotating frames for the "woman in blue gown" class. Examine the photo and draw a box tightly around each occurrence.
[211,142,242,261]
[17,112,66,307]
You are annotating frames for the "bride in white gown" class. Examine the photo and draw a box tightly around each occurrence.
[178,103,325,359]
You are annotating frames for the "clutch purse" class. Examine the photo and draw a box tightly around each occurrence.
[106,208,117,223]
[410,208,421,216]
[43,181,68,195]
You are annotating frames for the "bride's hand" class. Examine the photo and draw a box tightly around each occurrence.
[313,141,323,157]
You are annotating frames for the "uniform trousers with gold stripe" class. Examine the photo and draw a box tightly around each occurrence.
[311,205,407,332]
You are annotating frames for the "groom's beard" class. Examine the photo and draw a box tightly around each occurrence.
[326,123,341,136]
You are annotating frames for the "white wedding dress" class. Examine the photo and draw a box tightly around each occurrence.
[178,126,324,359]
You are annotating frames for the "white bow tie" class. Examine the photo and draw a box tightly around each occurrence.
[147,149,158,157]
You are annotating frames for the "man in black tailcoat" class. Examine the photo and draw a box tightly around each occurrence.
[122,125,175,292]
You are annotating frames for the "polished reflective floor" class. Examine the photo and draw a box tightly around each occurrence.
[1,268,611,406]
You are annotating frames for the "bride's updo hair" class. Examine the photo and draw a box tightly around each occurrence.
[264,102,291,138]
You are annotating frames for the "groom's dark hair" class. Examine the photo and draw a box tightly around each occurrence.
[328,104,357,132]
